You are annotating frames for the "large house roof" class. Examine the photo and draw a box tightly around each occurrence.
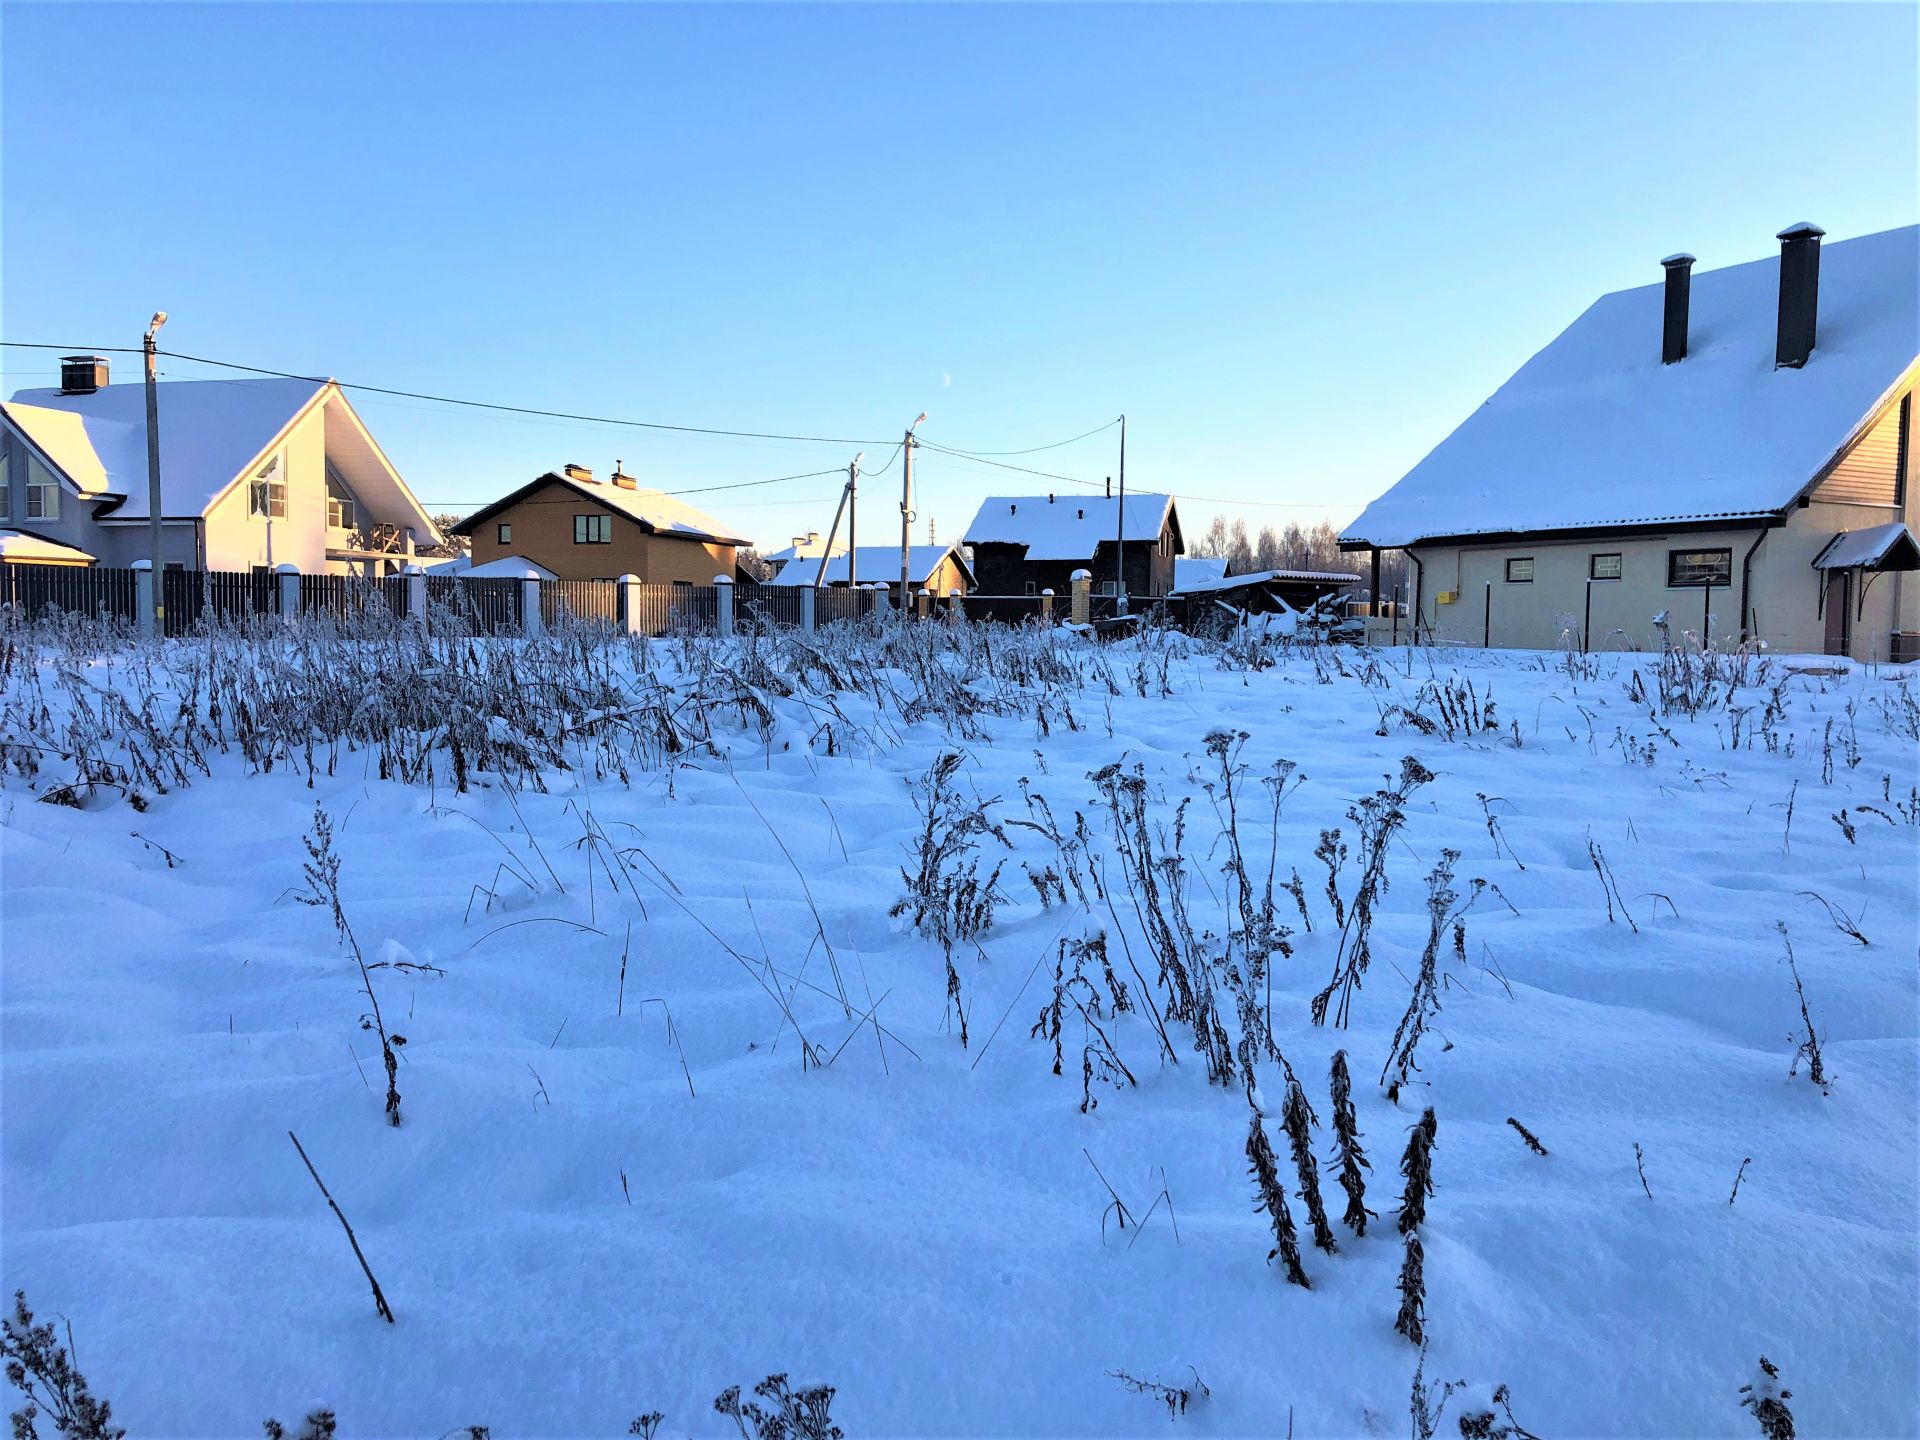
[768,544,972,588]
[453,471,749,547]
[963,492,1179,560]
[1,377,439,540]
[1341,225,1920,549]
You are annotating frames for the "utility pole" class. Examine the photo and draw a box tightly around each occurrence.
[1114,413,1127,612]
[900,412,926,605]
[847,452,858,590]
[144,311,168,630]
[815,453,862,592]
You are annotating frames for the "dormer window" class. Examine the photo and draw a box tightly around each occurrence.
[249,453,287,518]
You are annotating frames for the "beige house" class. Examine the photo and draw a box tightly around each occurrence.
[1,358,438,575]
[768,543,974,603]
[451,464,748,583]
[1342,224,1918,660]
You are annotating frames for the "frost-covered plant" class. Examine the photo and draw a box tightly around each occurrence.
[1394,1229,1427,1346]
[2,1291,124,1440]
[1382,849,1482,1101]
[1738,1356,1795,1440]
[1399,1108,1439,1235]
[713,1373,843,1440]
[1778,923,1830,1093]
[1106,1367,1209,1418]
[1246,1105,1310,1288]
[1328,1050,1374,1235]
[299,806,403,1125]
[261,1413,337,1440]
[1031,933,1137,1112]
[1282,1079,1338,1254]
[1312,757,1435,1028]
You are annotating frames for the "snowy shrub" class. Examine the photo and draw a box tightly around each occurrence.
[713,1373,842,1440]
[1738,1356,1796,1440]
[1030,932,1136,1112]
[2,1291,123,1440]
[1328,1050,1374,1235]
[261,1412,337,1440]
[1281,1078,1338,1254]
[1395,1110,1439,1344]
[1312,757,1435,1028]
[1246,1103,1310,1288]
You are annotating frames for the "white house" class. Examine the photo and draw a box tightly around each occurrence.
[1340,224,1918,660]
[1,357,439,575]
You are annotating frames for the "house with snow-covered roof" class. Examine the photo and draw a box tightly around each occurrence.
[450,463,751,584]
[962,491,1183,599]
[1,357,440,575]
[1340,223,1919,660]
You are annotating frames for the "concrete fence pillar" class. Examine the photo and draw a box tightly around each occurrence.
[618,574,642,635]
[132,560,155,639]
[1070,568,1092,625]
[714,575,734,638]
[521,571,544,638]
[947,588,964,621]
[800,586,816,633]
[402,563,426,625]
[870,582,890,615]
[916,587,930,619]
[276,562,301,621]
[1040,587,1055,623]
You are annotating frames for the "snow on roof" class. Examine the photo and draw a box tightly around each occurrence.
[769,545,963,587]
[1173,556,1229,589]
[1813,522,1920,570]
[1173,566,1359,595]
[765,534,845,563]
[578,478,749,546]
[5,378,329,519]
[1342,225,1920,548]
[459,555,558,581]
[963,492,1176,560]
[0,528,96,564]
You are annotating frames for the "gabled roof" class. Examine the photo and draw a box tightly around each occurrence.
[6,377,327,516]
[1342,225,1920,548]
[1,377,440,541]
[452,471,749,547]
[963,492,1180,560]
[768,544,973,589]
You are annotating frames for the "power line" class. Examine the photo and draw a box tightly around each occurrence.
[931,417,1121,456]
[0,340,893,447]
[917,443,1332,510]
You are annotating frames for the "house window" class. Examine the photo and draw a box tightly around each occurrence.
[0,438,9,522]
[1097,580,1118,597]
[327,495,356,531]
[1590,553,1622,581]
[497,523,512,544]
[1024,580,1038,596]
[574,514,611,544]
[249,454,287,518]
[1667,547,1732,587]
[1505,557,1534,583]
[24,451,59,521]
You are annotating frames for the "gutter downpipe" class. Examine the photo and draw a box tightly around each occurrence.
[1739,523,1772,645]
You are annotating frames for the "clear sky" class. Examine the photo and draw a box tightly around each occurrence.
[3,2,1915,550]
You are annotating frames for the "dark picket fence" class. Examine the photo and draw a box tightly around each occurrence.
[1,563,140,624]
[959,594,1059,626]
[542,579,621,629]
[738,585,805,629]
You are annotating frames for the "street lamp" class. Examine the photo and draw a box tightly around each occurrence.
[144,311,167,629]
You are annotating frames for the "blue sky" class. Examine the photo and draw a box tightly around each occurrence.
[4,2,1914,549]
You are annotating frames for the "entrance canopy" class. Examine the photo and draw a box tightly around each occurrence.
[1813,523,1920,571]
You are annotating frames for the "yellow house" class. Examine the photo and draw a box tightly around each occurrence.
[1342,224,1918,660]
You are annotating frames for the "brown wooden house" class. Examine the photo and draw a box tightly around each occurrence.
[452,464,750,583]
[962,492,1183,598]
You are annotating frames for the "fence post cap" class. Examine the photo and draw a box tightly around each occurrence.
[617,573,641,585]
[714,574,733,585]
[275,562,301,574]
[917,587,930,596]
[519,568,543,581]
[1041,587,1055,596]
[1070,568,1092,582]
[401,563,424,576]
[949,587,962,597]
[130,559,153,571]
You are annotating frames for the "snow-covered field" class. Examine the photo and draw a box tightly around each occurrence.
[2,618,1916,1437]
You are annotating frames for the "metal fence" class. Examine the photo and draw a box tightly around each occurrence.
[959,594,1058,626]
[623,583,721,637]
[1,563,140,623]
[541,579,621,629]
[738,585,805,629]
[814,588,880,625]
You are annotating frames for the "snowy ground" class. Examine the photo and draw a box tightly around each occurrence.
[2,624,1916,1438]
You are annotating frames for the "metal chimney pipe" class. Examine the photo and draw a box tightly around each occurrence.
[1775,222,1825,369]
[1660,253,1695,364]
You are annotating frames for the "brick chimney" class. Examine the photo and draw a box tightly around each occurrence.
[60,355,109,394]
[563,463,595,484]
[1775,222,1825,369]
[1660,254,1695,364]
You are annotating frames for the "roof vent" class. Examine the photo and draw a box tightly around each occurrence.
[59,355,109,394]
[1077,508,1084,520]
[1775,222,1825,370]
[1048,493,1055,503]
[1010,503,1017,515]
[610,463,637,490]
[1660,254,1695,364]
[563,462,595,483]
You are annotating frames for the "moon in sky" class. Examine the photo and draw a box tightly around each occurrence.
[942,373,951,387]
